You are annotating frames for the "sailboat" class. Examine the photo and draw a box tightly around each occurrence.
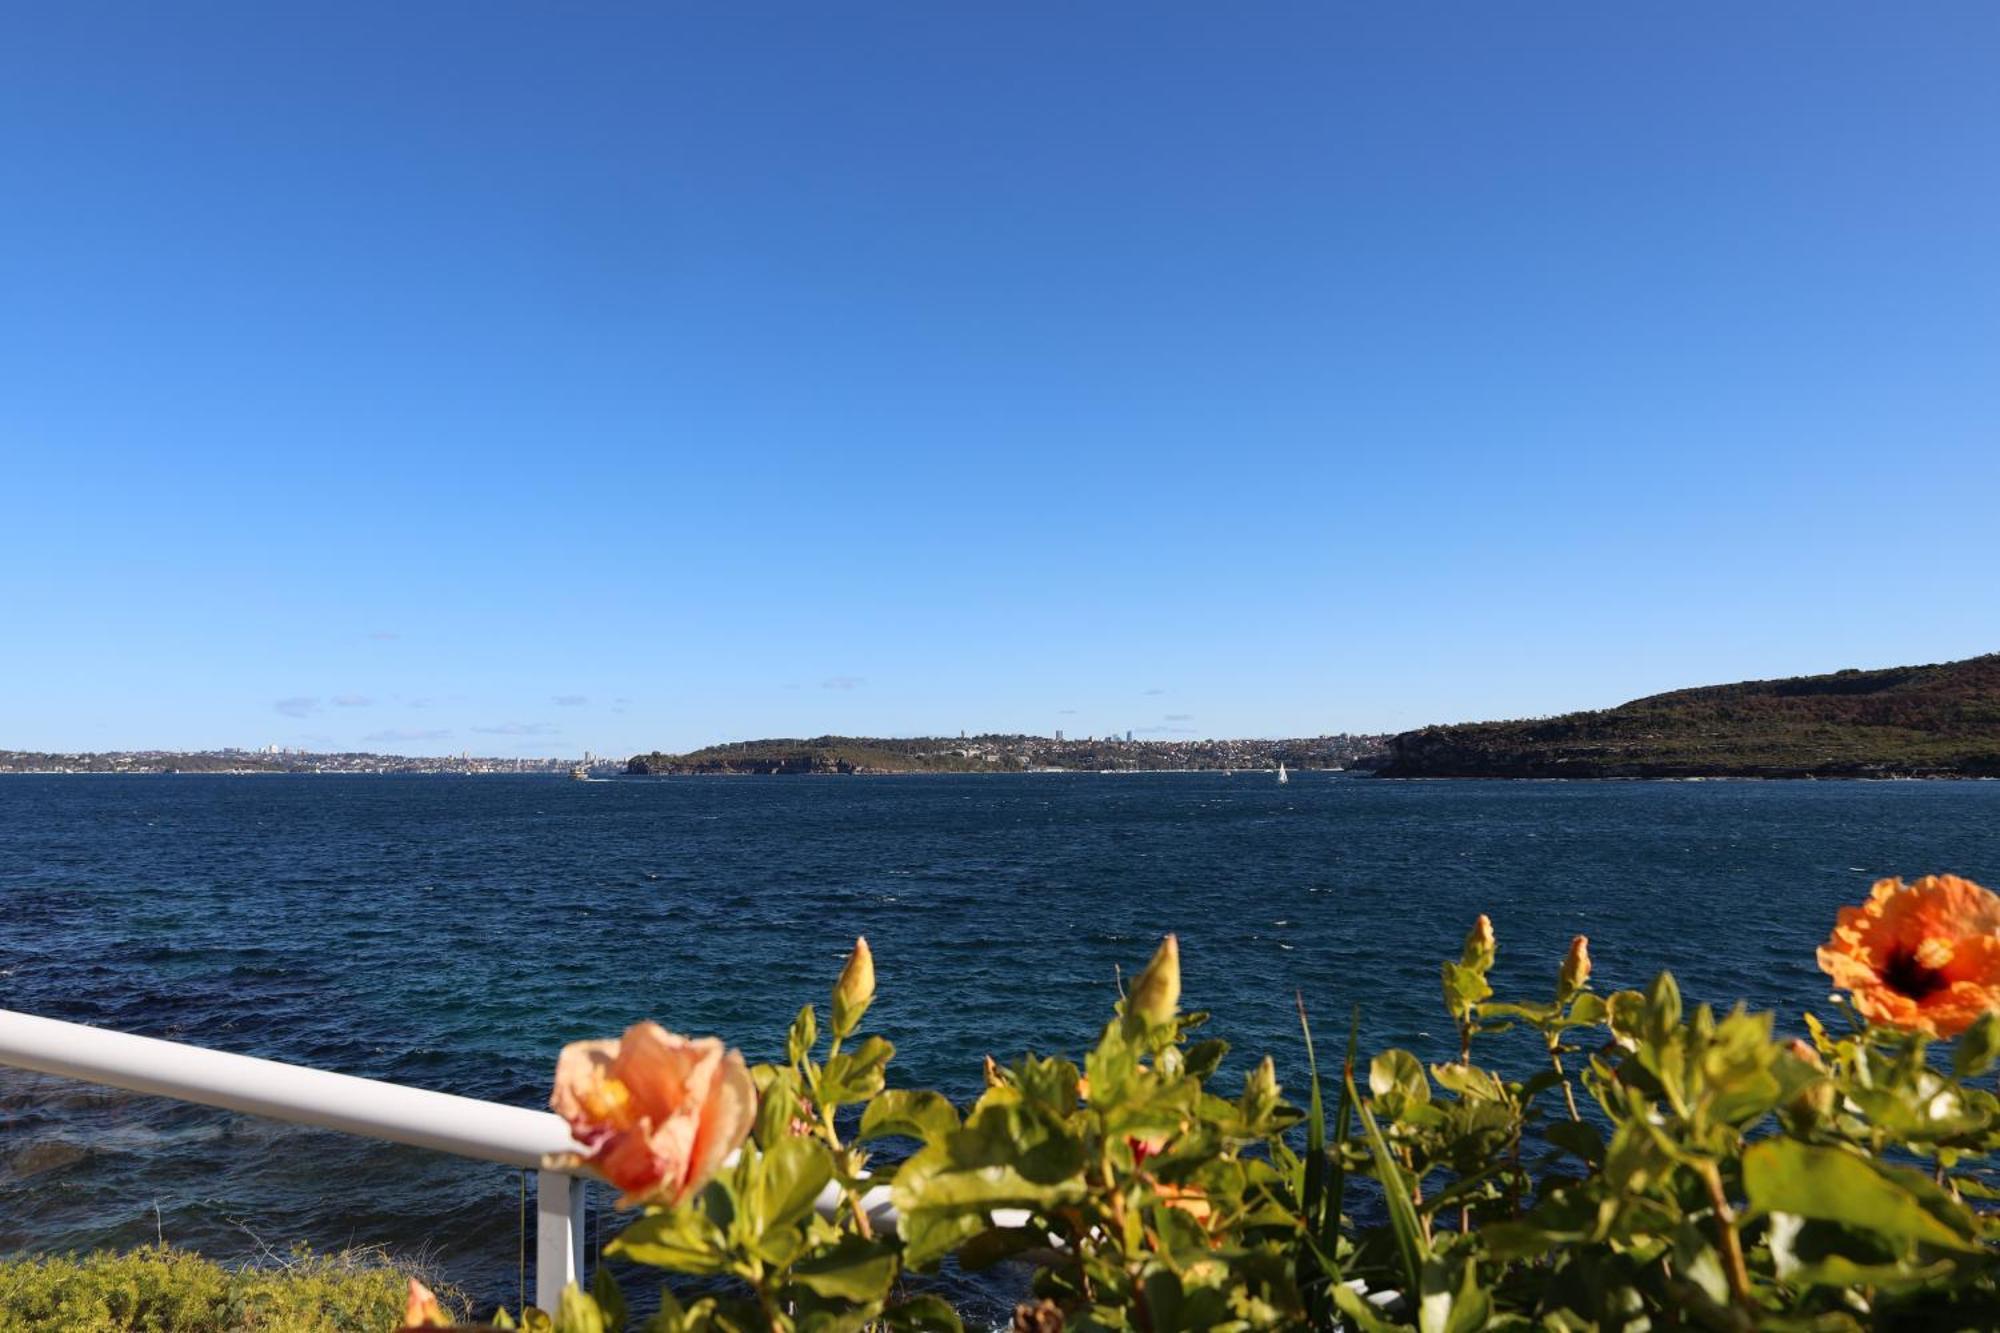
[1276,762,1288,784]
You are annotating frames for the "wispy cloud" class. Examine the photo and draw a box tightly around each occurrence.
[1144,687,1166,696]
[474,721,559,736]
[367,631,399,641]
[552,694,588,707]
[1058,708,1078,715]
[1136,724,1197,735]
[333,694,372,708]
[365,727,452,743]
[1164,713,1194,722]
[275,696,320,718]
[821,675,865,691]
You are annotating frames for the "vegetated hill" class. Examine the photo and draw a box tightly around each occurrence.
[628,738,994,775]
[626,733,1385,775]
[1376,654,2000,779]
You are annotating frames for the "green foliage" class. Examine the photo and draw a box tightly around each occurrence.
[0,1245,441,1332]
[564,928,2000,1331]
[1379,651,2000,777]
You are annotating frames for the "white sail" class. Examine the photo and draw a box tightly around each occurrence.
[1277,762,1289,784]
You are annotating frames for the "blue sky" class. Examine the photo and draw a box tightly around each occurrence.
[3,4,1996,756]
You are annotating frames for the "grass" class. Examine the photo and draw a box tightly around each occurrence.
[0,1245,460,1332]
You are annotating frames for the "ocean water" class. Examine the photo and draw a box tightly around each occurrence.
[2,772,1997,1318]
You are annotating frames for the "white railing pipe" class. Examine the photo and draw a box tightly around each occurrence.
[0,1008,586,1311]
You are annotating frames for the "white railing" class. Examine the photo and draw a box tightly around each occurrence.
[0,1008,589,1312]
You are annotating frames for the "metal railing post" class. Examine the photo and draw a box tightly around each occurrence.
[535,1168,587,1313]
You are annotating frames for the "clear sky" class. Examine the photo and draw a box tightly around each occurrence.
[3,4,1996,757]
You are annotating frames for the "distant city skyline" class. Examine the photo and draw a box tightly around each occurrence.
[4,5,1996,758]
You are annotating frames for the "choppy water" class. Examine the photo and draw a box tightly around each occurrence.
[2,773,1996,1318]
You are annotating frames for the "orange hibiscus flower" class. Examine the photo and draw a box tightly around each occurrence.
[1818,874,2000,1037]
[549,1022,756,1207]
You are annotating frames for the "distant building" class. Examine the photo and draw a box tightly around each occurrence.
[1055,729,1064,742]
[1126,730,1133,742]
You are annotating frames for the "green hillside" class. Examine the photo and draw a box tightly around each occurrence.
[1377,654,2000,778]
[627,738,1000,775]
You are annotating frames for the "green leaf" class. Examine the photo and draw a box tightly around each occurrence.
[1606,989,1649,1047]
[1296,997,1335,1327]
[752,1066,806,1149]
[1953,1010,2000,1079]
[1347,1063,1429,1293]
[1418,1253,1490,1333]
[754,1135,834,1236]
[1428,1061,1504,1103]
[1328,1006,1360,1252]
[955,1223,1049,1272]
[791,1234,899,1302]
[892,1206,988,1270]
[1369,1049,1431,1121]
[859,1089,961,1146]
[590,1266,627,1333]
[1742,1139,1981,1252]
[607,1207,729,1274]
[1542,1119,1604,1167]
[882,1294,965,1332]
[819,1035,895,1107]
[1644,972,1682,1041]
[787,1004,818,1067]
[554,1284,607,1333]
[1183,1037,1230,1083]
[1440,960,1491,1022]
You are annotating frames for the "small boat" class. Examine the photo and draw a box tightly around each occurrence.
[1277,762,1289,784]
[569,763,589,781]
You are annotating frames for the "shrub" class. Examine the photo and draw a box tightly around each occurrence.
[0,1244,453,1332]
[414,876,2000,1328]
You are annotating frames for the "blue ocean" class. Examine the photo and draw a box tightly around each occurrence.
[3,773,1997,1319]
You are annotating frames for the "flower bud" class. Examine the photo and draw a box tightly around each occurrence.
[1242,1054,1281,1121]
[1779,1039,1836,1127]
[1558,935,1592,1001]
[403,1278,449,1328]
[1461,915,1496,971]
[833,936,875,1038]
[1129,934,1182,1029]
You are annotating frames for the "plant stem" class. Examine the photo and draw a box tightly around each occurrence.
[816,1110,876,1240]
[1549,1045,1582,1122]
[1696,1160,1753,1311]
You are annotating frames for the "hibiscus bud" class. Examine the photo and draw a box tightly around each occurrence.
[1128,934,1182,1029]
[1779,1039,1836,1127]
[402,1278,448,1328]
[833,936,875,1039]
[1558,935,1592,1001]
[1242,1055,1281,1121]
[1013,1299,1064,1333]
[1462,915,1496,971]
